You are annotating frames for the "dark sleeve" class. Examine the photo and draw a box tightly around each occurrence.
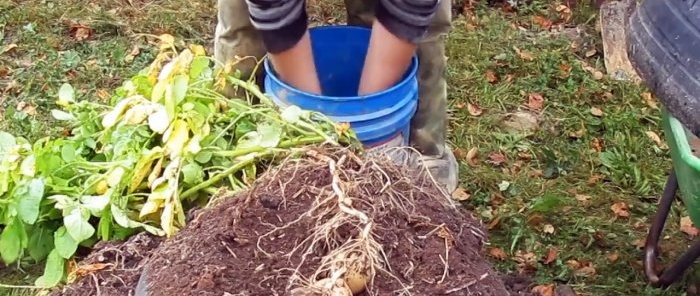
[375,0,440,43]
[246,0,308,54]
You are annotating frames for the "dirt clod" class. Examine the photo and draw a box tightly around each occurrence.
[51,147,538,296]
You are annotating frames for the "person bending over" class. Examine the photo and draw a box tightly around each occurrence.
[214,0,459,193]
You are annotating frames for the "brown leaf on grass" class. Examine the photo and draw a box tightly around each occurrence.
[591,138,605,152]
[590,107,604,117]
[593,71,604,80]
[451,187,471,201]
[607,252,620,262]
[632,238,645,249]
[467,102,483,116]
[16,101,37,116]
[575,263,596,276]
[514,47,534,61]
[533,15,553,30]
[513,250,538,273]
[559,62,572,78]
[527,92,545,111]
[544,247,558,265]
[487,151,507,166]
[587,174,603,185]
[566,259,581,269]
[466,147,479,166]
[575,194,592,203]
[1,44,17,55]
[543,224,555,234]
[96,89,110,101]
[611,202,630,218]
[485,69,499,83]
[69,22,93,41]
[529,169,543,178]
[645,131,669,149]
[124,45,141,63]
[642,92,659,110]
[568,128,586,139]
[517,151,532,160]
[453,148,466,160]
[680,216,700,237]
[532,284,554,296]
[489,247,508,260]
[71,263,112,277]
[527,214,544,226]
[556,4,572,21]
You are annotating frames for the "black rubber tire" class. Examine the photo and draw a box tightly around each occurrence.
[627,0,700,136]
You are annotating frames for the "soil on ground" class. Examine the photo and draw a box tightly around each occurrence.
[50,147,540,296]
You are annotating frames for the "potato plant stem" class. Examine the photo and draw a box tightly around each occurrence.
[180,150,275,199]
[180,136,327,199]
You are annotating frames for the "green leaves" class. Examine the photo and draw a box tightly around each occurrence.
[64,207,95,243]
[17,178,45,225]
[54,226,78,259]
[35,249,65,288]
[0,220,24,264]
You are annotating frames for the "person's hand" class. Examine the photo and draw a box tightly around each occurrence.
[269,31,322,95]
[358,20,417,95]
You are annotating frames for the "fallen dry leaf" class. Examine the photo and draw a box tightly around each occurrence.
[591,138,605,152]
[632,238,645,249]
[559,62,572,78]
[466,147,479,166]
[485,69,499,83]
[487,151,507,166]
[645,131,668,149]
[517,151,532,160]
[593,71,604,80]
[513,250,538,273]
[590,107,604,117]
[587,174,603,185]
[680,216,700,237]
[533,15,553,30]
[543,224,555,234]
[71,263,112,277]
[16,101,37,116]
[451,187,471,201]
[489,247,508,260]
[529,169,543,178]
[556,4,572,21]
[124,45,141,63]
[641,92,659,110]
[544,247,558,265]
[532,284,554,296]
[575,194,592,203]
[585,49,597,57]
[69,22,93,41]
[566,259,581,269]
[514,46,535,61]
[96,89,110,101]
[576,264,596,276]
[611,202,630,218]
[607,252,620,263]
[467,102,483,116]
[569,128,586,139]
[500,111,540,132]
[1,44,17,55]
[527,92,545,111]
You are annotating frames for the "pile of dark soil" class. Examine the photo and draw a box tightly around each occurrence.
[50,147,540,296]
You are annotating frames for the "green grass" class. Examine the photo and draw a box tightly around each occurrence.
[0,0,697,295]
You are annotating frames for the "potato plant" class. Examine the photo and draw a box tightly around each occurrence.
[0,35,360,288]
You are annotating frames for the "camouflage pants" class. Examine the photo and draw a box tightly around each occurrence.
[214,0,452,158]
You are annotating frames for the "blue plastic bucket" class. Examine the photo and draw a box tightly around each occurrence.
[263,25,419,148]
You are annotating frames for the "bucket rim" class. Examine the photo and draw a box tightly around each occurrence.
[262,25,420,102]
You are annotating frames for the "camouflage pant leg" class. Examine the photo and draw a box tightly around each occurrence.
[344,0,452,157]
[214,0,268,97]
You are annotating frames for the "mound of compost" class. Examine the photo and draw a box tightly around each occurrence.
[51,147,539,296]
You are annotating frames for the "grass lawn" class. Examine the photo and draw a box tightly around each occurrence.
[0,0,697,295]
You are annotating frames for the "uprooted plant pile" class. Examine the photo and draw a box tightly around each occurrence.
[0,35,358,288]
[49,147,537,296]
